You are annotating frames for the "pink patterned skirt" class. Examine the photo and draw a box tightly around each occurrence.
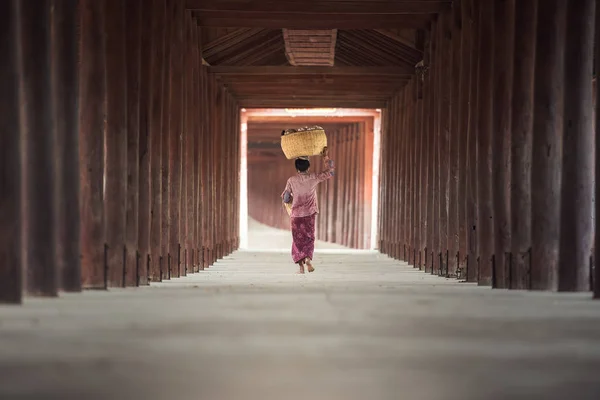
[291,213,316,263]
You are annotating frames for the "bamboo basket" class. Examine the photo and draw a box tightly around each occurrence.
[281,127,327,160]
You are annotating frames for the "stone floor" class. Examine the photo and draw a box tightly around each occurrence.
[1,245,600,399]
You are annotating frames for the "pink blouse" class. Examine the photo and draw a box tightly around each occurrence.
[281,156,335,218]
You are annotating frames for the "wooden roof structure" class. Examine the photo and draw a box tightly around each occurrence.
[190,0,451,108]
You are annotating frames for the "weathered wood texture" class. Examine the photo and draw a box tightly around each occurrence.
[510,0,536,290]
[52,0,81,292]
[558,0,595,292]
[492,0,514,288]
[20,0,58,296]
[80,0,107,289]
[531,0,566,291]
[104,0,128,287]
[595,0,600,300]
[0,0,22,303]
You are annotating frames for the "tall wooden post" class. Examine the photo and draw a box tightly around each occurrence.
[80,0,106,289]
[457,0,473,276]
[595,0,600,300]
[169,1,184,277]
[448,3,462,277]
[0,0,23,303]
[161,0,173,279]
[20,0,58,296]
[104,0,128,287]
[52,0,81,292]
[476,0,494,286]
[492,0,514,288]
[466,0,480,283]
[125,0,141,286]
[531,0,566,291]
[150,0,166,282]
[137,0,154,285]
[558,0,595,292]
[510,0,537,290]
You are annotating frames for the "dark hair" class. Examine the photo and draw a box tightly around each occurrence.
[281,130,286,136]
[295,158,310,172]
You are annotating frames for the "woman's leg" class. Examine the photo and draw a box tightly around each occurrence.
[291,214,316,272]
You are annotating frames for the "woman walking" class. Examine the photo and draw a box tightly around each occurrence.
[281,147,335,273]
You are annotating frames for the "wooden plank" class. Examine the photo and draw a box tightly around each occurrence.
[531,0,566,291]
[558,0,595,292]
[0,0,23,303]
[52,0,81,292]
[20,0,58,296]
[491,0,514,288]
[195,13,433,29]
[186,0,451,14]
[210,66,413,76]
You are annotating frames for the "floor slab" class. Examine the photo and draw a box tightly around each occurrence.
[0,250,599,400]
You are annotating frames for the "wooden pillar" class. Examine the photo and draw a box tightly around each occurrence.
[80,0,106,289]
[492,0,514,288]
[531,0,566,291]
[510,0,536,290]
[476,0,494,286]
[457,0,473,277]
[20,0,58,296]
[558,0,595,292]
[466,0,480,282]
[52,0,81,292]
[432,19,442,274]
[169,1,184,277]
[448,3,462,277]
[104,0,127,287]
[137,0,154,285]
[0,0,23,303]
[439,13,452,276]
[194,26,203,269]
[125,0,141,287]
[149,0,166,282]
[426,23,437,273]
[423,32,433,272]
[595,0,600,300]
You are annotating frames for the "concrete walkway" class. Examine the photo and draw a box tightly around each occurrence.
[1,250,600,400]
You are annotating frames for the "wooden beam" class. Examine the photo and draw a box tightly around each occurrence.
[210,66,413,76]
[238,99,387,108]
[193,12,433,29]
[186,0,450,14]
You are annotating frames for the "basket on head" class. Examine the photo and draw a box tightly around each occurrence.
[281,127,327,160]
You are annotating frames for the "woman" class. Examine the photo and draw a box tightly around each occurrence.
[281,147,335,273]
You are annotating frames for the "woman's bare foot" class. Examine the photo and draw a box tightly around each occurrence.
[297,260,305,274]
[305,258,315,273]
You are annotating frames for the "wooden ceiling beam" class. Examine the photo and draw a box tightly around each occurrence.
[186,1,451,14]
[239,99,388,108]
[193,11,434,29]
[209,66,413,76]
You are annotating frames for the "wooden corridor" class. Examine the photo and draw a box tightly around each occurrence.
[2,0,600,396]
